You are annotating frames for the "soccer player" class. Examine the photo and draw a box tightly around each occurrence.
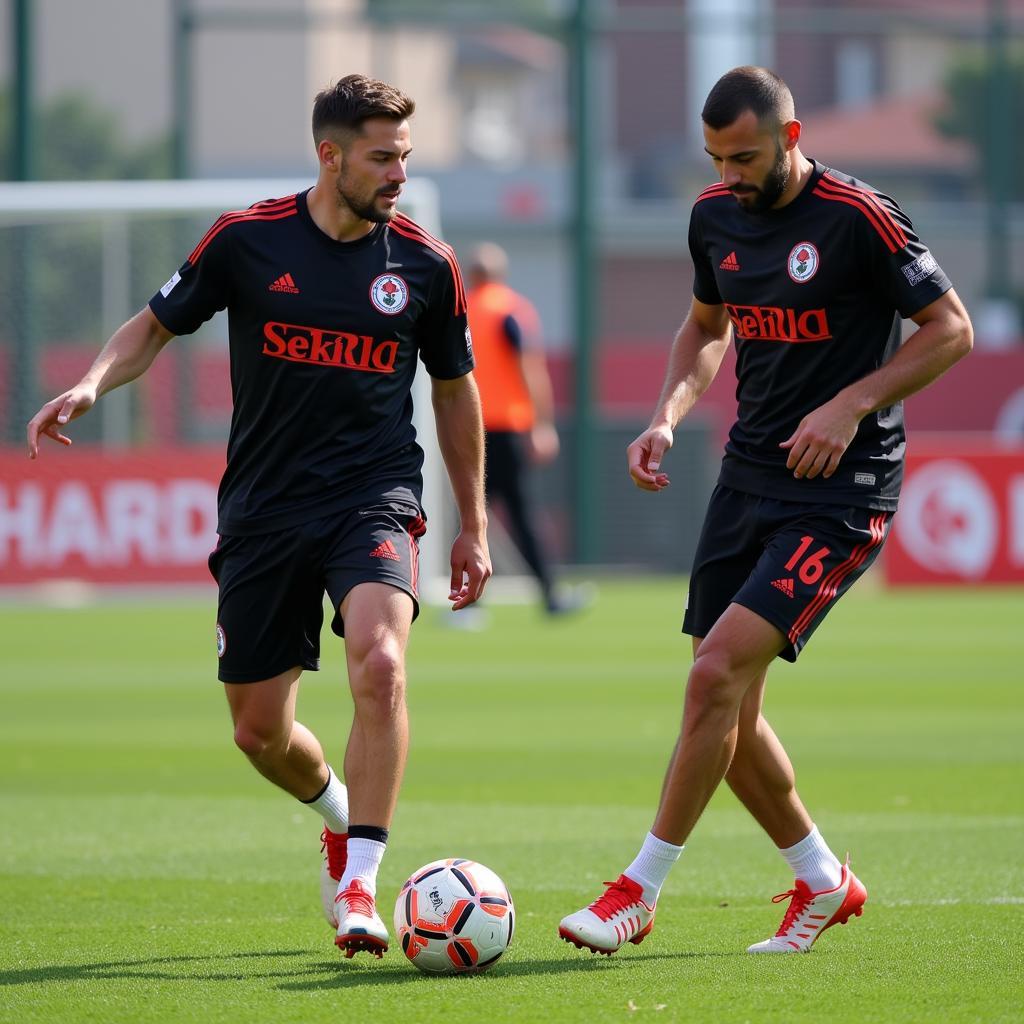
[559,66,972,955]
[466,242,587,616]
[26,75,491,959]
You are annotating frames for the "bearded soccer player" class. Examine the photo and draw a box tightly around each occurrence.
[27,75,491,959]
[558,66,972,956]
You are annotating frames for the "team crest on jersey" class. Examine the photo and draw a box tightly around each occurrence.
[787,242,819,283]
[216,624,226,658]
[370,273,409,315]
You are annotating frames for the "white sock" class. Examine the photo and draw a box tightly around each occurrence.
[304,766,348,834]
[624,832,683,906]
[780,825,843,892]
[339,838,386,896]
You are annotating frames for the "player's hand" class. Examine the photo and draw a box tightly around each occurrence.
[26,385,97,459]
[526,422,559,464]
[779,396,862,479]
[449,529,492,610]
[627,424,673,492]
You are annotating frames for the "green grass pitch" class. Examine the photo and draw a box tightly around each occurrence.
[1,578,1021,1023]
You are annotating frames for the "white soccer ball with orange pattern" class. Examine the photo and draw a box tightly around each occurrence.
[393,858,514,974]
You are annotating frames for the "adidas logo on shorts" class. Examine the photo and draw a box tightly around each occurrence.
[370,540,401,561]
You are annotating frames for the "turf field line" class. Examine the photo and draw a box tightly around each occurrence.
[879,896,1024,906]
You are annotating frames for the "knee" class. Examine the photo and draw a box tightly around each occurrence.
[685,655,746,721]
[350,641,406,718]
[232,716,287,761]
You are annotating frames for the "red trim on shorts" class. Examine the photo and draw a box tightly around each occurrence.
[408,532,418,596]
[787,514,889,645]
[406,515,425,596]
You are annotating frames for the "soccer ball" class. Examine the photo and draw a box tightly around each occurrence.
[394,858,514,974]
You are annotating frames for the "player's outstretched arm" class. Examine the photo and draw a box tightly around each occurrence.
[781,289,973,480]
[431,372,492,610]
[628,298,732,492]
[27,307,175,459]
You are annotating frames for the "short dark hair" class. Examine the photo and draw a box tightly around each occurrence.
[312,74,415,145]
[701,66,794,131]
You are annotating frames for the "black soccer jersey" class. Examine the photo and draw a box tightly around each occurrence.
[688,159,951,509]
[149,190,473,536]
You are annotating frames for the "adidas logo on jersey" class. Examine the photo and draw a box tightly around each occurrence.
[370,539,401,561]
[719,251,740,271]
[771,577,795,598]
[269,273,300,294]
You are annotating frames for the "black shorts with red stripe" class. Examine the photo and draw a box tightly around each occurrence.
[682,485,890,662]
[208,498,426,683]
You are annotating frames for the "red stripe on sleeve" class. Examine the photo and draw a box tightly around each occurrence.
[187,196,297,265]
[812,187,899,254]
[389,215,467,316]
[187,195,297,262]
[821,174,908,249]
[816,175,907,251]
[694,183,731,205]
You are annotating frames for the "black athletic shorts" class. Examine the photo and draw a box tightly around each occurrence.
[208,500,426,683]
[682,484,891,662]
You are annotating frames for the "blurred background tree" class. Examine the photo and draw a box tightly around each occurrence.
[0,89,174,431]
[934,49,1024,201]
[0,89,171,181]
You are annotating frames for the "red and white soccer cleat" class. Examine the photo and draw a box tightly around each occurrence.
[335,879,389,959]
[558,874,655,955]
[320,827,348,929]
[747,862,866,953]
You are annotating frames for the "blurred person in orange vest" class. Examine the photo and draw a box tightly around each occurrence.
[467,242,587,615]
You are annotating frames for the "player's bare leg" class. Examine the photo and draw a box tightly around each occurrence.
[225,668,351,929]
[225,668,331,798]
[340,582,414,829]
[649,604,785,845]
[717,655,813,848]
[718,641,862,952]
[561,604,782,953]
[333,582,415,958]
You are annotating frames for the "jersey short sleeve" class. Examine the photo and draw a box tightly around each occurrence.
[502,313,524,353]
[148,221,232,336]
[866,193,951,318]
[688,204,723,305]
[416,259,474,380]
[513,295,543,348]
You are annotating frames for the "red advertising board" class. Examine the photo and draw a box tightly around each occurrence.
[886,440,1024,585]
[6,441,1023,588]
[0,447,224,585]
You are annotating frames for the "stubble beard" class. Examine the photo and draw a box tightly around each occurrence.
[734,143,791,214]
[334,174,397,224]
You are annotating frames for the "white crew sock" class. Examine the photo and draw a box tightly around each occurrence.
[780,825,843,892]
[339,838,386,896]
[304,766,348,835]
[624,832,684,906]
